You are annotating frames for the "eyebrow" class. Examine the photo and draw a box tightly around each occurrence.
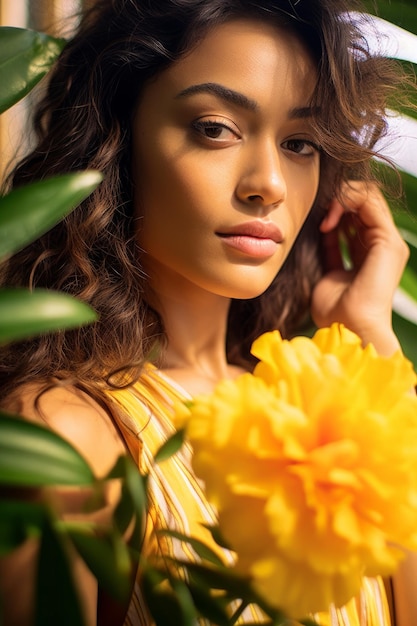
[175,82,316,119]
[289,106,317,119]
[175,82,258,111]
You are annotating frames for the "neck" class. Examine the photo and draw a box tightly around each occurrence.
[160,290,231,373]
[146,276,244,395]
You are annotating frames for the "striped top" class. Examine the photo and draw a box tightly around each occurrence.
[107,364,393,626]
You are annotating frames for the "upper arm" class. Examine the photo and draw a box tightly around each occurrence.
[0,384,127,626]
[8,384,126,478]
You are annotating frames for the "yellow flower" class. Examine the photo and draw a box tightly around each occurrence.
[182,324,417,618]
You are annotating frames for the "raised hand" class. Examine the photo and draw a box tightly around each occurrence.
[311,181,409,355]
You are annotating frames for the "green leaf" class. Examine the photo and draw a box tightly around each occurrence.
[400,265,417,301]
[68,527,132,602]
[396,217,417,247]
[141,568,197,626]
[104,455,128,480]
[154,429,185,464]
[0,500,45,555]
[0,412,96,487]
[393,311,417,368]
[113,481,136,537]
[205,524,233,551]
[169,579,199,626]
[35,514,86,626]
[105,455,148,553]
[0,170,103,259]
[0,288,97,344]
[0,27,65,113]
[171,559,251,597]
[399,170,417,217]
[157,528,225,567]
[364,1,417,35]
[106,455,147,524]
[186,582,230,625]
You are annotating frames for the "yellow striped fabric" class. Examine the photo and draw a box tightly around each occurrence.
[107,364,392,626]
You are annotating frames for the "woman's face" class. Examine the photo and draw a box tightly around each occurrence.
[132,19,320,301]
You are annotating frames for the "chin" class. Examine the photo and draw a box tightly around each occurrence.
[216,279,275,301]
[222,265,283,300]
[232,288,271,301]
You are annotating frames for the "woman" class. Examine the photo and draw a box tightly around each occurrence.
[0,0,415,624]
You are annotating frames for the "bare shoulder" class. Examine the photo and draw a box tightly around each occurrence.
[0,383,126,626]
[4,383,126,479]
[0,385,129,625]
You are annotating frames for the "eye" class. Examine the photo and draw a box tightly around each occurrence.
[283,138,321,157]
[191,118,240,143]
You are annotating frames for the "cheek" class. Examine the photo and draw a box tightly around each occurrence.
[138,122,210,196]
[135,157,212,257]
[140,147,223,227]
[293,167,320,226]
[288,188,318,237]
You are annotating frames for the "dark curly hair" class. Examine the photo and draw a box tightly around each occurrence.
[0,0,407,398]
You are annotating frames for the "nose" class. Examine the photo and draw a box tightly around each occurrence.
[235,139,287,210]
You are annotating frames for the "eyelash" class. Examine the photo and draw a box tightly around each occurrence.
[191,119,322,156]
[191,119,239,142]
[282,139,322,157]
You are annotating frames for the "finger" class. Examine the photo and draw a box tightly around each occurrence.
[338,181,394,227]
[319,182,367,234]
[319,197,345,233]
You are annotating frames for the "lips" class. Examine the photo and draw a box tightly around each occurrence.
[216,220,283,258]
[216,220,283,243]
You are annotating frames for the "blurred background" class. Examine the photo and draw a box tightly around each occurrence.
[0,0,84,177]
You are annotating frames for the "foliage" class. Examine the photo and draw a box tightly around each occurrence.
[365,0,417,33]
[0,27,144,625]
[0,28,102,343]
[0,27,65,114]
[362,1,417,366]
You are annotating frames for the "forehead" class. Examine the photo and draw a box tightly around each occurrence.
[165,18,317,104]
